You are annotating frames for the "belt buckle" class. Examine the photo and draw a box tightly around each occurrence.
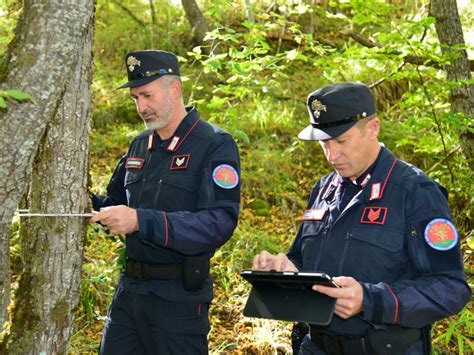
[128,260,143,280]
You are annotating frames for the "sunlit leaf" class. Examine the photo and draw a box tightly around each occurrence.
[5,89,33,101]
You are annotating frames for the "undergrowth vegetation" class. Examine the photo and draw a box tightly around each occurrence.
[1,0,472,353]
[67,0,474,353]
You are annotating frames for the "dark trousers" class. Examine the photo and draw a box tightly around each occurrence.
[99,285,210,355]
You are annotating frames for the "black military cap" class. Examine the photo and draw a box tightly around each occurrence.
[118,50,180,89]
[298,82,376,140]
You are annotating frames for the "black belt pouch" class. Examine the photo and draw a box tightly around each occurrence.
[183,254,210,291]
[366,326,421,354]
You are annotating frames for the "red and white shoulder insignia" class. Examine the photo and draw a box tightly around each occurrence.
[369,182,382,200]
[167,136,180,152]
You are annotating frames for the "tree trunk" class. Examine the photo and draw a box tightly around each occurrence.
[0,0,95,350]
[149,0,157,46]
[181,0,209,46]
[430,0,474,170]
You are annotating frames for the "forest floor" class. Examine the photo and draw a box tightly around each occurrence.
[69,121,472,354]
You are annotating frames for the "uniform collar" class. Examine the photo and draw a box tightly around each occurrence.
[148,107,201,152]
[323,145,396,205]
[340,147,383,189]
[361,146,397,201]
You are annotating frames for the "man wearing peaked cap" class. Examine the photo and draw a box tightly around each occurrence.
[91,50,241,354]
[252,82,470,354]
[118,50,180,89]
[298,82,376,141]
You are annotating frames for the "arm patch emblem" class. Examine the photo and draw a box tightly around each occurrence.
[424,218,458,251]
[212,164,239,189]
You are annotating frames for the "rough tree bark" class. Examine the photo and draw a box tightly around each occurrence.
[181,0,209,46]
[0,1,94,352]
[430,0,474,170]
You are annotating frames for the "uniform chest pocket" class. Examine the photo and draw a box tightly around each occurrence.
[351,227,404,252]
[124,171,143,186]
[301,220,326,239]
[343,227,407,281]
[160,174,199,192]
[300,220,327,270]
[124,171,144,206]
[154,173,200,212]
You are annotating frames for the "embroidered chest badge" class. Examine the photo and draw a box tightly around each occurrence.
[424,218,458,251]
[125,158,144,169]
[170,154,190,170]
[212,164,239,189]
[302,209,327,221]
[361,207,387,225]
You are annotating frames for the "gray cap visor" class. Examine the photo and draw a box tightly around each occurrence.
[298,125,331,140]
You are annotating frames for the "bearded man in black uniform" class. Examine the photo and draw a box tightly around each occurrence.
[92,50,240,354]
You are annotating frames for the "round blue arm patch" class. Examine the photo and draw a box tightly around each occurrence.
[424,218,458,251]
[212,164,239,189]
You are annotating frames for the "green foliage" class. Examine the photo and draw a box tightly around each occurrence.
[0,3,35,109]
[432,302,473,354]
[70,0,474,351]
[185,13,331,138]
[1,0,472,353]
[0,0,20,54]
[92,0,191,129]
[0,89,34,108]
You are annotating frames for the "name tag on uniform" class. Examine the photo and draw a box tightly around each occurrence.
[126,158,144,169]
[302,209,327,221]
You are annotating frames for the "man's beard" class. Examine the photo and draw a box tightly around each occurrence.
[142,104,172,130]
[144,117,168,130]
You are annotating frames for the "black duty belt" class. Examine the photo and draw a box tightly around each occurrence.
[125,259,183,280]
[310,325,422,355]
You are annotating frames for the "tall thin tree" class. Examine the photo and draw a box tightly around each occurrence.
[430,0,474,170]
[181,0,209,46]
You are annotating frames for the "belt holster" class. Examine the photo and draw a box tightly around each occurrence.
[310,324,422,355]
[183,254,210,291]
[310,330,369,355]
[366,325,421,354]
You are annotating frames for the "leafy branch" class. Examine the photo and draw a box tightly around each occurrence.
[341,28,474,71]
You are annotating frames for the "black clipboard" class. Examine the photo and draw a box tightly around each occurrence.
[240,270,337,326]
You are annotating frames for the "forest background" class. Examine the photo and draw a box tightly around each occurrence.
[0,0,472,353]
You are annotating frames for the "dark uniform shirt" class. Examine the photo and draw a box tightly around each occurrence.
[93,107,240,303]
[288,146,470,336]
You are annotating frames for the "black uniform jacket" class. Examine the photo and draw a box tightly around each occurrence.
[288,147,470,336]
[93,107,240,303]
